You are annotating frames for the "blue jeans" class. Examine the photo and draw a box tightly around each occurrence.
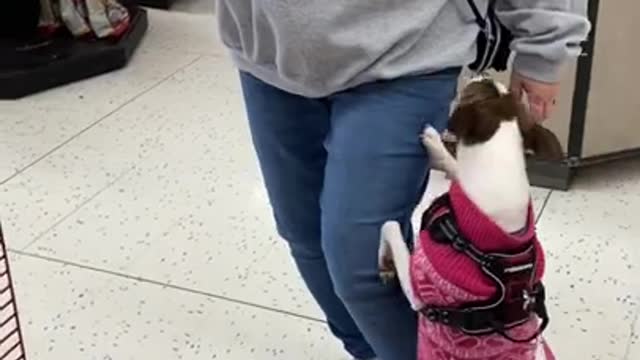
[240,70,459,360]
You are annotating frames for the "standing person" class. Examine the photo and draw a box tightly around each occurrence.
[214,1,589,359]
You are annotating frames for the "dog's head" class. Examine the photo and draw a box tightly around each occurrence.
[447,76,565,160]
[448,76,530,146]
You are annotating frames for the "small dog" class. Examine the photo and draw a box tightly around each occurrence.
[379,77,554,360]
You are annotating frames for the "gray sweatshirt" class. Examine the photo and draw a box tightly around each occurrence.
[215,0,590,98]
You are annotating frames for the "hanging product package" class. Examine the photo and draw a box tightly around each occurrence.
[85,0,130,39]
[39,0,62,36]
[59,0,92,37]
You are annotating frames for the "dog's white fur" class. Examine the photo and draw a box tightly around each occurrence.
[454,76,530,233]
[379,77,547,358]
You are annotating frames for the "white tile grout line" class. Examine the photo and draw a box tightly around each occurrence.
[10,190,557,327]
[6,55,205,251]
[16,166,135,252]
[0,55,204,186]
[535,189,553,224]
[8,248,327,325]
[11,247,636,356]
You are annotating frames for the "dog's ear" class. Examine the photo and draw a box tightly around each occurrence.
[449,102,501,145]
[450,94,519,145]
[524,125,565,161]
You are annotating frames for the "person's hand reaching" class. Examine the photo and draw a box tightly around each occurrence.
[510,72,561,123]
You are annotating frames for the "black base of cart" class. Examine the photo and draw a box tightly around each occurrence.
[135,0,174,9]
[0,7,148,100]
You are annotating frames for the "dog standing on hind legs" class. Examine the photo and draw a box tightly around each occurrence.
[379,77,555,360]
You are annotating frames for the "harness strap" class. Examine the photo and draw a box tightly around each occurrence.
[419,193,550,342]
[464,0,485,27]
[421,283,549,342]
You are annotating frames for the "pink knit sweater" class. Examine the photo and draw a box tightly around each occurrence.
[410,182,554,360]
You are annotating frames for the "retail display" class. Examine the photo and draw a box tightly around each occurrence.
[0,1,148,99]
[85,0,131,39]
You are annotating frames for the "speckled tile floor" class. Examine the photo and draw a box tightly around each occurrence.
[0,8,639,360]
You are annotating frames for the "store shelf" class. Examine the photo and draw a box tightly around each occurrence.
[0,7,148,100]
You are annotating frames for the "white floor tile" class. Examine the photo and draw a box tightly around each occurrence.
[14,47,199,115]
[26,128,261,271]
[0,106,174,249]
[529,188,551,219]
[22,112,312,316]
[11,254,343,360]
[141,10,223,55]
[536,160,640,359]
[0,104,103,182]
[0,56,240,250]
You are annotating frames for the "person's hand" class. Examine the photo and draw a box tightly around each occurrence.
[510,72,561,123]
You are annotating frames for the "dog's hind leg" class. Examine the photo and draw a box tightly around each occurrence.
[421,126,458,180]
[379,221,423,310]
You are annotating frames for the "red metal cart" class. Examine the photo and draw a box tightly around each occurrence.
[0,224,26,360]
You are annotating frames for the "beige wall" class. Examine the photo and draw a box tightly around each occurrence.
[582,0,640,157]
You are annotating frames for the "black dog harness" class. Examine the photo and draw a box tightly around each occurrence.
[418,194,549,343]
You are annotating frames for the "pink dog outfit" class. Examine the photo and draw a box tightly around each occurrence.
[410,182,554,360]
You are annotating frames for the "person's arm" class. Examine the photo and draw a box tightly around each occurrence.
[496,0,591,83]
[495,0,591,121]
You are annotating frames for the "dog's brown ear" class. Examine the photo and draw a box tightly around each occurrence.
[524,125,565,161]
[449,92,521,145]
[449,100,502,145]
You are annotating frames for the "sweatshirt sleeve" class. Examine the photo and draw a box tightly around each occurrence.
[495,0,591,83]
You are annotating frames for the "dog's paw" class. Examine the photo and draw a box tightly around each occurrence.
[421,126,441,142]
[421,127,445,151]
[421,126,451,167]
